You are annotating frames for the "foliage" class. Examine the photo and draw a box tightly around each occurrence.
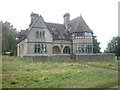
[93,35,101,53]
[104,36,120,58]
[2,56,118,88]
[1,21,18,53]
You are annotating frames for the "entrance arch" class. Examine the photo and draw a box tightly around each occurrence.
[63,46,70,54]
[53,46,61,54]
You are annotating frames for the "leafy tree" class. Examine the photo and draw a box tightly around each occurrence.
[2,21,18,53]
[93,35,101,53]
[104,36,120,59]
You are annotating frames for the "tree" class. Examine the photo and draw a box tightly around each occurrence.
[93,35,101,53]
[104,36,120,59]
[2,21,18,53]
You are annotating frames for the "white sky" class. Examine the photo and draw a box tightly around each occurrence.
[0,0,119,52]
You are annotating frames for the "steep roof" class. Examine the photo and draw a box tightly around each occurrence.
[69,16,92,33]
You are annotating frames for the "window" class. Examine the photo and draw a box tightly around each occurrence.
[34,44,37,53]
[44,45,47,52]
[36,31,39,38]
[85,32,92,36]
[36,31,45,38]
[38,44,40,53]
[43,31,45,37]
[39,32,41,38]
[34,43,47,53]
[81,45,84,52]
[87,44,92,53]
[76,45,82,52]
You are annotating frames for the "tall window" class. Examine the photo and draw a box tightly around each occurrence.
[81,45,84,52]
[76,45,82,52]
[36,31,39,38]
[38,44,40,53]
[34,43,47,53]
[88,44,92,53]
[34,44,37,53]
[39,32,41,38]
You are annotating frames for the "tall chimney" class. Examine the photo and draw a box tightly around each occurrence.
[29,12,39,27]
[63,13,70,30]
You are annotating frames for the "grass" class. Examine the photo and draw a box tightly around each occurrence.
[79,61,119,71]
[2,56,119,88]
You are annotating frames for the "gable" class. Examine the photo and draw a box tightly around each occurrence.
[33,15,47,28]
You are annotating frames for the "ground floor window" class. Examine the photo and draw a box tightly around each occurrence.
[76,44,92,53]
[63,46,70,54]
[34,43,47,53]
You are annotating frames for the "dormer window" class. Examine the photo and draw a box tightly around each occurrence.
[53,31,59,39]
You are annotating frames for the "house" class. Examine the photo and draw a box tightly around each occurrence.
[17,12,93,57]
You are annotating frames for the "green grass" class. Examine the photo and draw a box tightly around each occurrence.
[2,56,119,88]
[79,61,119,71]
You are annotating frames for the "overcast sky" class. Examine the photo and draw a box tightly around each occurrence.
[0,0,119,52]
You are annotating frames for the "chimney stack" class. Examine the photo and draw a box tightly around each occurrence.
[63,13,70,30]
[29,12,39,27]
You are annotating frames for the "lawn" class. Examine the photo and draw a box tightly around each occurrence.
[2,56,119,88]
[79,61,119,71]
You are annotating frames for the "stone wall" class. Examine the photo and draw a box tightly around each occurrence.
[76,53,115,62]
[24,54,71,62]
[24,53,116,62]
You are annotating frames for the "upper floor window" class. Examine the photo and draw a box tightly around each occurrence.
[74,32,92,37]
[36,31,45,38]
[85,32,92,36]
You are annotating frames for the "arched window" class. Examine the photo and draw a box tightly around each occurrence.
[63,46,70,54]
